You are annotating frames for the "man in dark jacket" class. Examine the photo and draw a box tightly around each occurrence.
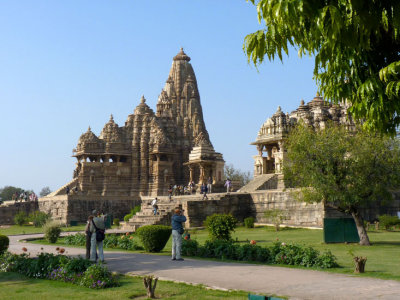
[171,208,187,261]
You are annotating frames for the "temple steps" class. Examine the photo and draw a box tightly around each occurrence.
[238,174,278,192]
[122,193,228,231]
[46,178,79,197]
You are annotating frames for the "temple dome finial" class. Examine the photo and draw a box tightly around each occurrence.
[316,91,320,97]
[110,114,114,121]
[141,95,146,104]
[173,47,191,62]
[300,99,305,105]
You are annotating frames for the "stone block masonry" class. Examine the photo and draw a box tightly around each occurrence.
[0,201,38,225]
[39,195,140,224]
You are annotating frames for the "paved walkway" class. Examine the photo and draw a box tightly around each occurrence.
[7,233,400,300]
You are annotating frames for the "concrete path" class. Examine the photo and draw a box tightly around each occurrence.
[7,233,400,300]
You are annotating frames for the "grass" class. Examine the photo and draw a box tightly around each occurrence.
[25,225,400,281]
[0,272,271,300]
[0,224,118,236]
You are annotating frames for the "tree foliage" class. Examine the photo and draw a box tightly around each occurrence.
[224,163,252,186]
[0,186,25,201]
[39,186,52,197]
[244,0,400,134]
[284,123,400,245]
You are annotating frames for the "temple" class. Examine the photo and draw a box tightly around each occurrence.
[251,94,354,177]
[39,49,224,222]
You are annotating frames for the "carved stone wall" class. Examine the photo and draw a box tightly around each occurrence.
[39,195,140,224]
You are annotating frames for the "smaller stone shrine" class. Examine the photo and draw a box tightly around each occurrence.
[251,93,355,176]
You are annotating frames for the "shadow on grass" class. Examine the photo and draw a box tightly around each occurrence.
[371,241,400,246]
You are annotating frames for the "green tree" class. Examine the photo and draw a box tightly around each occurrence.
[39,186,52,197]
[224,163,252,186]
[284,123,400,245]
[244,0,400,134]
[0,186,24,201]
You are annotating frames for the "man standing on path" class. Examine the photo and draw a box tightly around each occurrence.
[171,208,186,261]
[90,210,105,263]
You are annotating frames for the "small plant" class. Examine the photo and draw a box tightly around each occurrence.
[29,211,50,227]
[43,221,62,243]
[204,214,237,241]
[123,205,141,222]
[124,213,133,222]
[181,238,199,256]
[143,275,158,298]
[0,235,9,255]
[113,218,120,226]
[244,217,255,228]
[378,214,400,230]
[80,264,120,289]
[14,211,27,226]
[136,225,171,252]
[264,209,286,231]
[65,233,86,246]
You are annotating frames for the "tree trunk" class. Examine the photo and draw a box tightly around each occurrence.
[353,256,367,273]
[143,276,158,298]
[351,211,371,246]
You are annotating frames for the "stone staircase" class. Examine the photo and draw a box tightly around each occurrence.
[46,178,79,197]
[122,197,179,231]
[122,193,229,231]
[238,174,278,192]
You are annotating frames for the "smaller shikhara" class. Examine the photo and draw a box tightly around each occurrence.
[251,94,354,176]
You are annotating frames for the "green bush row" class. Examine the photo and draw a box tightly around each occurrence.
[181,239,338,268]
[0,252,119,289]
[13,211,50,227]
[378,214,400,230]
[64,233,143,251]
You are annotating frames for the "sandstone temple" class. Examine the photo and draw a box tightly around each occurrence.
[37,49,224,223]
[251,94,354,177]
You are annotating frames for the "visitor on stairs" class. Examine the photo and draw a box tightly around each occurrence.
[151,197,158,215]
[171,208,186,261]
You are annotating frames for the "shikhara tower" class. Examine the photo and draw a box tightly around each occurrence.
[41,49,224,222]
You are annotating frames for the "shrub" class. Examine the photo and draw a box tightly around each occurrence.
[124,213,133,222]
[80,264,120,289]
[29,211,50,227]
[204,214,237,241]
[44,221,62,243]
[14,211,27,226]
[136,225,171,252]
[264,209,286,231]
[0,235,9,255]
[378,214,400,230]
[63,256,92,274]
[181,238,199,256]
[123,205,141,222]
[113,218,120,226]
[315,250,338,268]
[244,217,255,228]
[64,233,86,246]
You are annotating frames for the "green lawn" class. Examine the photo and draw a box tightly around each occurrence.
[26,226,400,281]
[0,224,87,235]
[0,272,267,300]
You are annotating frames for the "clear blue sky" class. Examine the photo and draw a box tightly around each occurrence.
[0,0,317,194]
